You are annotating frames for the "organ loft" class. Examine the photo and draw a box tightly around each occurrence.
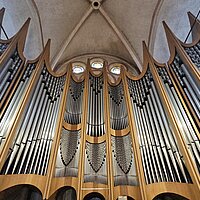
[0,1,199,200]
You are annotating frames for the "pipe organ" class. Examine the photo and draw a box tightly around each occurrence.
[0,8,199,200]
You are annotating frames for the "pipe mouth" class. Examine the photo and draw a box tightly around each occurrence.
[92,1,101,9]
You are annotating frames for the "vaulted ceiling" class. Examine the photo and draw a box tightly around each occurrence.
[0,0,199,72]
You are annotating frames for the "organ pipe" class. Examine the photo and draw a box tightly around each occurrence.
[87,72,105,137]
[156,65,200,173]
[108,81,129,130]
[55,128,81,177]
[127,67,191,184]
[0,19,30,150]
[170,54,200,121]
[111,133,138,186]
[1,62,66,176]
[0,61,37,149]
[163,21,200,128]
[84,65,107,185]
[0,19,30,113]
[64,77,84,125]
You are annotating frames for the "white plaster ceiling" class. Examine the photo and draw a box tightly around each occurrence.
[152,0,200,63]
[0,0,199,71]
[58,11,133,65]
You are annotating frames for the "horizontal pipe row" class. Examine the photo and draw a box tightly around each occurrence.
[184,42,200,69]
[0,43,8,56]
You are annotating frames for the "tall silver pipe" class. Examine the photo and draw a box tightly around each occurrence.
[5,76,43,174]
[11,79,44,174]
[151,82,183,182]
[148,93,169,181]
[18,87,46,173]
[149,86,174,182]
[132,102,148,183]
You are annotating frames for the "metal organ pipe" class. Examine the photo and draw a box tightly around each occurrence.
[0,66,66,175]
[87,73,105,137]
[184,43,200,69]
[108,81,128,130]
[111,133,138,186]
[0,43,8,56]
[150,81,188,182]
[157,66,200,173]
[0,51,23,101]
[64,77,84,125]
[170,54,200,120]
[0,62,36,148]
[108,77,138,186]
[55,128,81,177]
[85,141,107,184]
[127,69,192,184]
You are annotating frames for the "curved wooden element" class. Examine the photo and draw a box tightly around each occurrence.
[107,63,125,86]
[163,21,199,81]
[110,127,130,137]
[43,58,70,199]
[77,59,90,200]
[122,67,147,200]
[0,174,46,197]
[152,54,199,137]
[71,72,85,83]
[147,182,197,200]
[86,134,106,144]
[107,73,122,86]
[0,48,40,121]
[83,191,106,200]
[104,61,115,200]
[0,18,30,64]
[87,58,104,77]
[54,53,139,75]
[48,177,78,198]
[63,121,82,131]
[163,21,200,132]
